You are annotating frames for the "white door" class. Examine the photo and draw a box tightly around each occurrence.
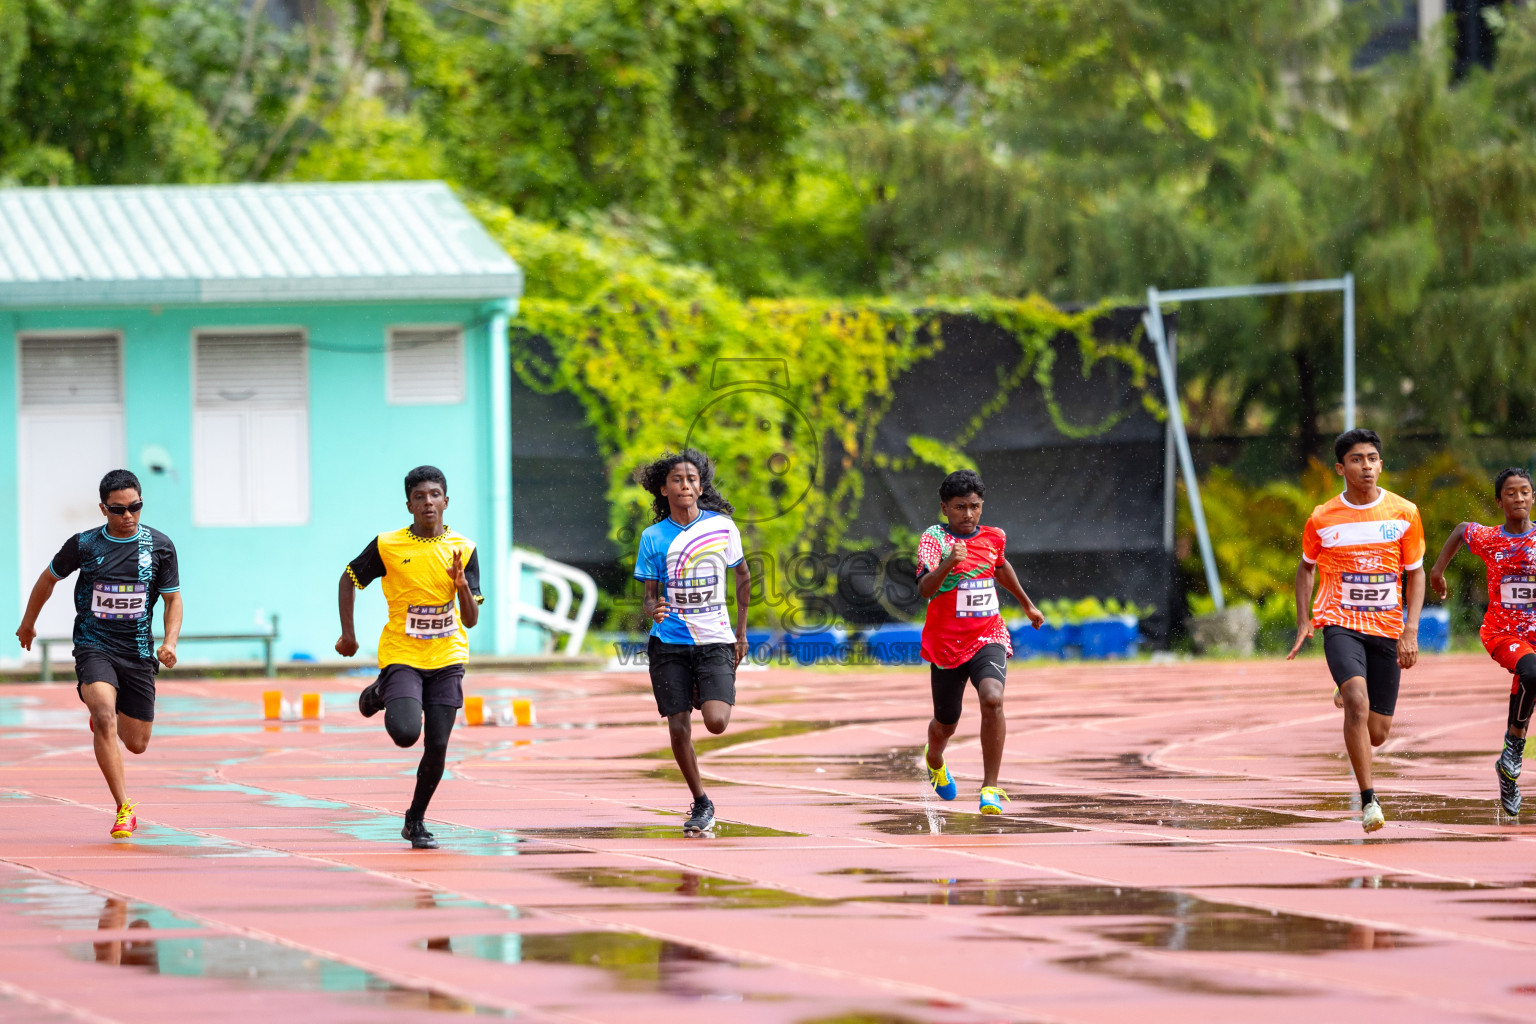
[17,335,125,649]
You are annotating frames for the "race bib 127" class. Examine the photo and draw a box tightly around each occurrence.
[405,602,457,640]
[955,578,1000,618]
[92,583,147,620]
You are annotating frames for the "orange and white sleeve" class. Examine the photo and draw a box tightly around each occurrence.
[1402,507,1427,571]
[1301,515,1322,565]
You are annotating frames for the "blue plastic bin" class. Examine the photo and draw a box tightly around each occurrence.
[1077,616,1140,659]
[864,623,924,666]
[783,625,848,666]
[1419,606,1450,653]
[1011,621,1071,659]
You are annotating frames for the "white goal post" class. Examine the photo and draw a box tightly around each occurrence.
[1142,275,1356,613]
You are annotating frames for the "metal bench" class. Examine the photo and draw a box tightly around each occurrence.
[37,616,280,680]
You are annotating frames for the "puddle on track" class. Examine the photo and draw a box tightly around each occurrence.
[66,934,508,1014]
[863,810,1080,836]
[546,868,833,907]
[1097,913,1415,953]
[640,720,848,760]
[0,876,202,931]
[1058,952,1304,997]
[515,820,805,840]
[1296,791,1524,827]
[1010,793,1318,830]
[421,929,765,1000]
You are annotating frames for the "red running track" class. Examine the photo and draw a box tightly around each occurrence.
[0,653,1533,1023]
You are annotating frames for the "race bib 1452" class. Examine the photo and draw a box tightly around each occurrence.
[92,583,147,620]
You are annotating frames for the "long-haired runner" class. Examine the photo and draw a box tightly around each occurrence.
[1428,467,1536,816]
[633,448,750,835]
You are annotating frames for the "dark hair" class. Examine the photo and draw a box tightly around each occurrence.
[99,469,141,502]
[1495,467,1533,500]
[1334,428,1382,464]
[638,448,734,522]
[938,469,985,502]
[404,465,448,498]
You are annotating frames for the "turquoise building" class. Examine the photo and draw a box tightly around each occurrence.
[0,182,523,666]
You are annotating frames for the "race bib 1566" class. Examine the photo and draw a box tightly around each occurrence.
[1501,575,1536,610]
[955,578,1000,618]
[92,583,147,620]
[405,602,457,640]
[669,575,724,615]
[1341,572,1399,612]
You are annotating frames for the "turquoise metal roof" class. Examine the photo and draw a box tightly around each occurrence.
[0,182,523,307]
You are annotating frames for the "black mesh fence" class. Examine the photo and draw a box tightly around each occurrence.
[510,306,1179,644]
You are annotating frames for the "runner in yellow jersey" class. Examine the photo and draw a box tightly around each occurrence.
[336,466,483,849]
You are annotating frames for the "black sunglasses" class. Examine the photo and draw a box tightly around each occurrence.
[104,500,144,515]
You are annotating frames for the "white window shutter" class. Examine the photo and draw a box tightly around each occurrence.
[388,328,464,404]
[193,332,309,526]
[19,335,122,408]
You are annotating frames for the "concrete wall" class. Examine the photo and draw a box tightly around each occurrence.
[1,300,512,665]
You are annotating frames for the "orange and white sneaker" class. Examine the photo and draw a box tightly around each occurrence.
[110,800,138,839]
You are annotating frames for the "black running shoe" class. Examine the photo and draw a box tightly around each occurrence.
[403,815,439,849]
[1498,740,1523,816]
[358,679,385,718]
[683,795,715,836]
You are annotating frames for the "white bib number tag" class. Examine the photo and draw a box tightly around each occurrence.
[405,602,457,640]
[955,578,1000,618]
[670,575,724,616]
[92,583,147,620]
[1501,575,1536,610]
[1341,572,1398,612]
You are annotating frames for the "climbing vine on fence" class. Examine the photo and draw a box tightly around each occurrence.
[476,200,1161,624]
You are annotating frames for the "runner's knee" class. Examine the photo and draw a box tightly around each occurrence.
[666,712,692,740]
[384,698,423,748]
[89,705,116,733]
[122,734,149,755]
[977,685,1004,718]
[702,708,729,735]
[1340,682,1370,718]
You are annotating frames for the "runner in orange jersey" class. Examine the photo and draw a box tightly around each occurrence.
[1288,428,1426,833]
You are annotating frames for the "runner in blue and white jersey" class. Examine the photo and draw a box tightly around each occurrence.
[633,448,750,835]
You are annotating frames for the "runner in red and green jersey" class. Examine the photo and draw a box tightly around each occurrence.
[916,469,1044,814]
[1428,467,1536,816]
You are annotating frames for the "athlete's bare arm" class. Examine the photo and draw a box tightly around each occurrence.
[733,560,751,668]
[995,559,1045,629]
[643,580,670,624]
[335,572,360,657]
[450,549,479,629]
[917,541,967,599]
[1398,566,1425,669]
[157,591,182,669]
[15,569,59,651]
[1428,522,1469,600]
[1287,558,1317,660]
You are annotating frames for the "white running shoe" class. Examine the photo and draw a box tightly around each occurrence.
[1362,800,1385,833]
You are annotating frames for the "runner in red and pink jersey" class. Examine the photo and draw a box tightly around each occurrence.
[1429,467,1536,816]
[916,469,1044,814]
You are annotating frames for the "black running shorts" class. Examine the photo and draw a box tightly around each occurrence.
[1322,625,1400,716]
[74,648,158,722]
[648,637,736,717]
[375,663,466,708]
[930,643,1009,726]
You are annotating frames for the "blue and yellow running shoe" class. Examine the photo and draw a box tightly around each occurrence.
[979,787,1010,815]
[923,744,957,801]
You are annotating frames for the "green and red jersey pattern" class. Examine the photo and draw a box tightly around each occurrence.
[916,524,1012,669]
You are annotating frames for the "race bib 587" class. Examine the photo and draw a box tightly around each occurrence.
[669,575,724,615]
[92,583,147,620]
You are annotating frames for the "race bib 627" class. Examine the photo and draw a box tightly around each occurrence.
[1341,572,1398,612]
